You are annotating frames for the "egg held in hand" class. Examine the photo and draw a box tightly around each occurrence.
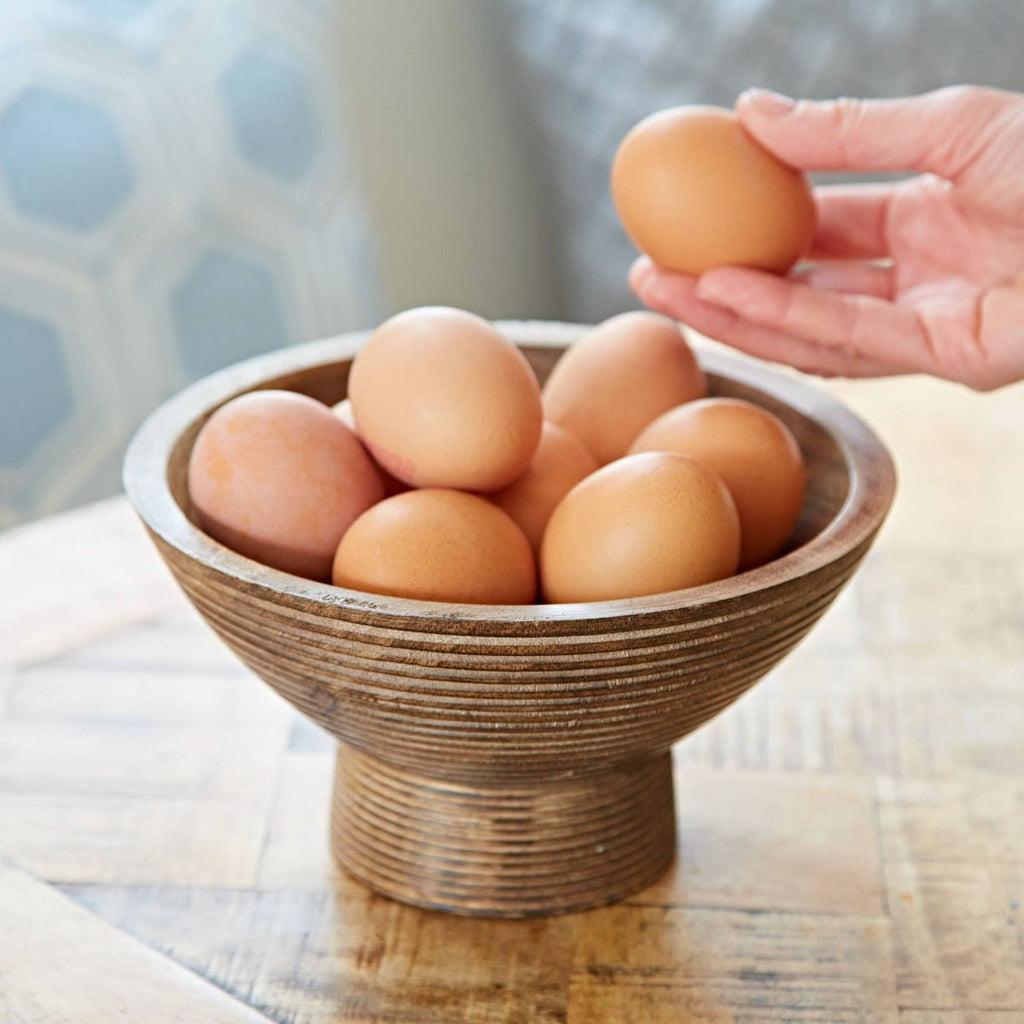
[488,421,598,551]
[630,397,806,570]
[542,311,706,466]
[348,306,543,492]
[540,451,740,603]
[188,390,385,581]
[611,104,816,276]
[333,488,536,605]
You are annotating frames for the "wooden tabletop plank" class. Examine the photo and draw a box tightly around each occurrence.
[0,497,181,669]
[1,364,1023,1021]
[887,858,1024,1011]
[570,903,898,1023]
[640,767,884,917]
[0,865,274,1024]
[64,882,579,1024]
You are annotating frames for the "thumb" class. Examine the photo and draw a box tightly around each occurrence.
[736,85,1016,180]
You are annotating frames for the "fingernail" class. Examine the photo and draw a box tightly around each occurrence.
[740,88,796,117]
[629,257,654,294]
[631,263,668,309]
[637,277,667,309]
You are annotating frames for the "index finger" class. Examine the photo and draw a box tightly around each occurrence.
[738,85,1018,182]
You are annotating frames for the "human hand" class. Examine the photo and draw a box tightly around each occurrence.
[629,85,1024,390]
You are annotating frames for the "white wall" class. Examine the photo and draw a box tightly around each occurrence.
[335,0,559,320]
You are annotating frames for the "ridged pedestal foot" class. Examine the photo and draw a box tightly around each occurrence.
[330,745,677,917]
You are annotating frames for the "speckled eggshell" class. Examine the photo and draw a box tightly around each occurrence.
[540,451,740,603]
[348,307,543,492]
[542,312,706,466]
[488,422,599,551]
[630,397,806,570]
[188,390,385,581]
[332,488,536,604]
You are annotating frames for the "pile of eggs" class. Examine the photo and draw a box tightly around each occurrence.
[188,99,818,606]
[187,306,806,605]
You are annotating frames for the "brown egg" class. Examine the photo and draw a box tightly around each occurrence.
[540,452,740,603]
[488,421,599,550]
[333,489,536,604]
[542,312,706,465]
[348,307,543,491]
[611,105,816,275]
[332,398,408,497]
[188,390,384,581]
[630,397,806,570]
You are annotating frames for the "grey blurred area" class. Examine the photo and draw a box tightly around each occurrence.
[489,0,1024,321]
[3,0,1023,524]
[331,0,1024,325]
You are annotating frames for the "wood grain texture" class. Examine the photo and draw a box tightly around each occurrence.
[4,327,1023,1021]
[569,903,897,1023]
[0,865,273,1023]
[638,766,883,916]
[331,745,676,916]
[122,323,895,916]
[64,882,579,1024]
[1,539,1021,1019]
[0,497,180,667]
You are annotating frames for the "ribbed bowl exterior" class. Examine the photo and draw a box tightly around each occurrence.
[125,322,895,915]
[156,533,869,783]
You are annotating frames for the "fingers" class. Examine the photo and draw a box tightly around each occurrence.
[629,259,906,378]
[631,259,1024,391]
[792,260,895,300]
[976,284,1024,390]
[811,184,895,260]
[693,266,932,371]
[736,85,1018,181]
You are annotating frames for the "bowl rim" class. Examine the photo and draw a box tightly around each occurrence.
[123,319,896,624]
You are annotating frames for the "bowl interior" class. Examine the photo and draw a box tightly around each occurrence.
[163,345,848,561]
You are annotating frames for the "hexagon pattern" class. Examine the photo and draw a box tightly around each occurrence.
[221,47,319,182]
[172,248,289,378]
[0,3,382,525]
[0,88,134,231]
[0,308,73,468]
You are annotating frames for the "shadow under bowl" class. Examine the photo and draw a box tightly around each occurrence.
[124,321,896,917]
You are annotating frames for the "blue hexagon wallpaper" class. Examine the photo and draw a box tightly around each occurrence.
[0,0,382,526]
[0,309,73,468]
[221,47,320,184]
[0,89,135,231]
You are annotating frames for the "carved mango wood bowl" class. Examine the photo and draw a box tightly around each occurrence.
[124,321,896,918]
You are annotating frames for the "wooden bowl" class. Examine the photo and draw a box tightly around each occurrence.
[124,321,896,917]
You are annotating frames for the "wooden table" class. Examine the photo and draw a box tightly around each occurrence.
[2,366,1023,1023]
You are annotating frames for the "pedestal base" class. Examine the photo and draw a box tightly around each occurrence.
[329,745,676,917]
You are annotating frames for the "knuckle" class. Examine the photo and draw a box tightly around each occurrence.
[929,87,1019,177]
[934,83,1012,120]
[827,96,871,164]
[842,298,873,354]
[935,84,979,112]
[916,308,994,387]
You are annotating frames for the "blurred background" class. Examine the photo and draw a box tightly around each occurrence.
[1,0,1021,526]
